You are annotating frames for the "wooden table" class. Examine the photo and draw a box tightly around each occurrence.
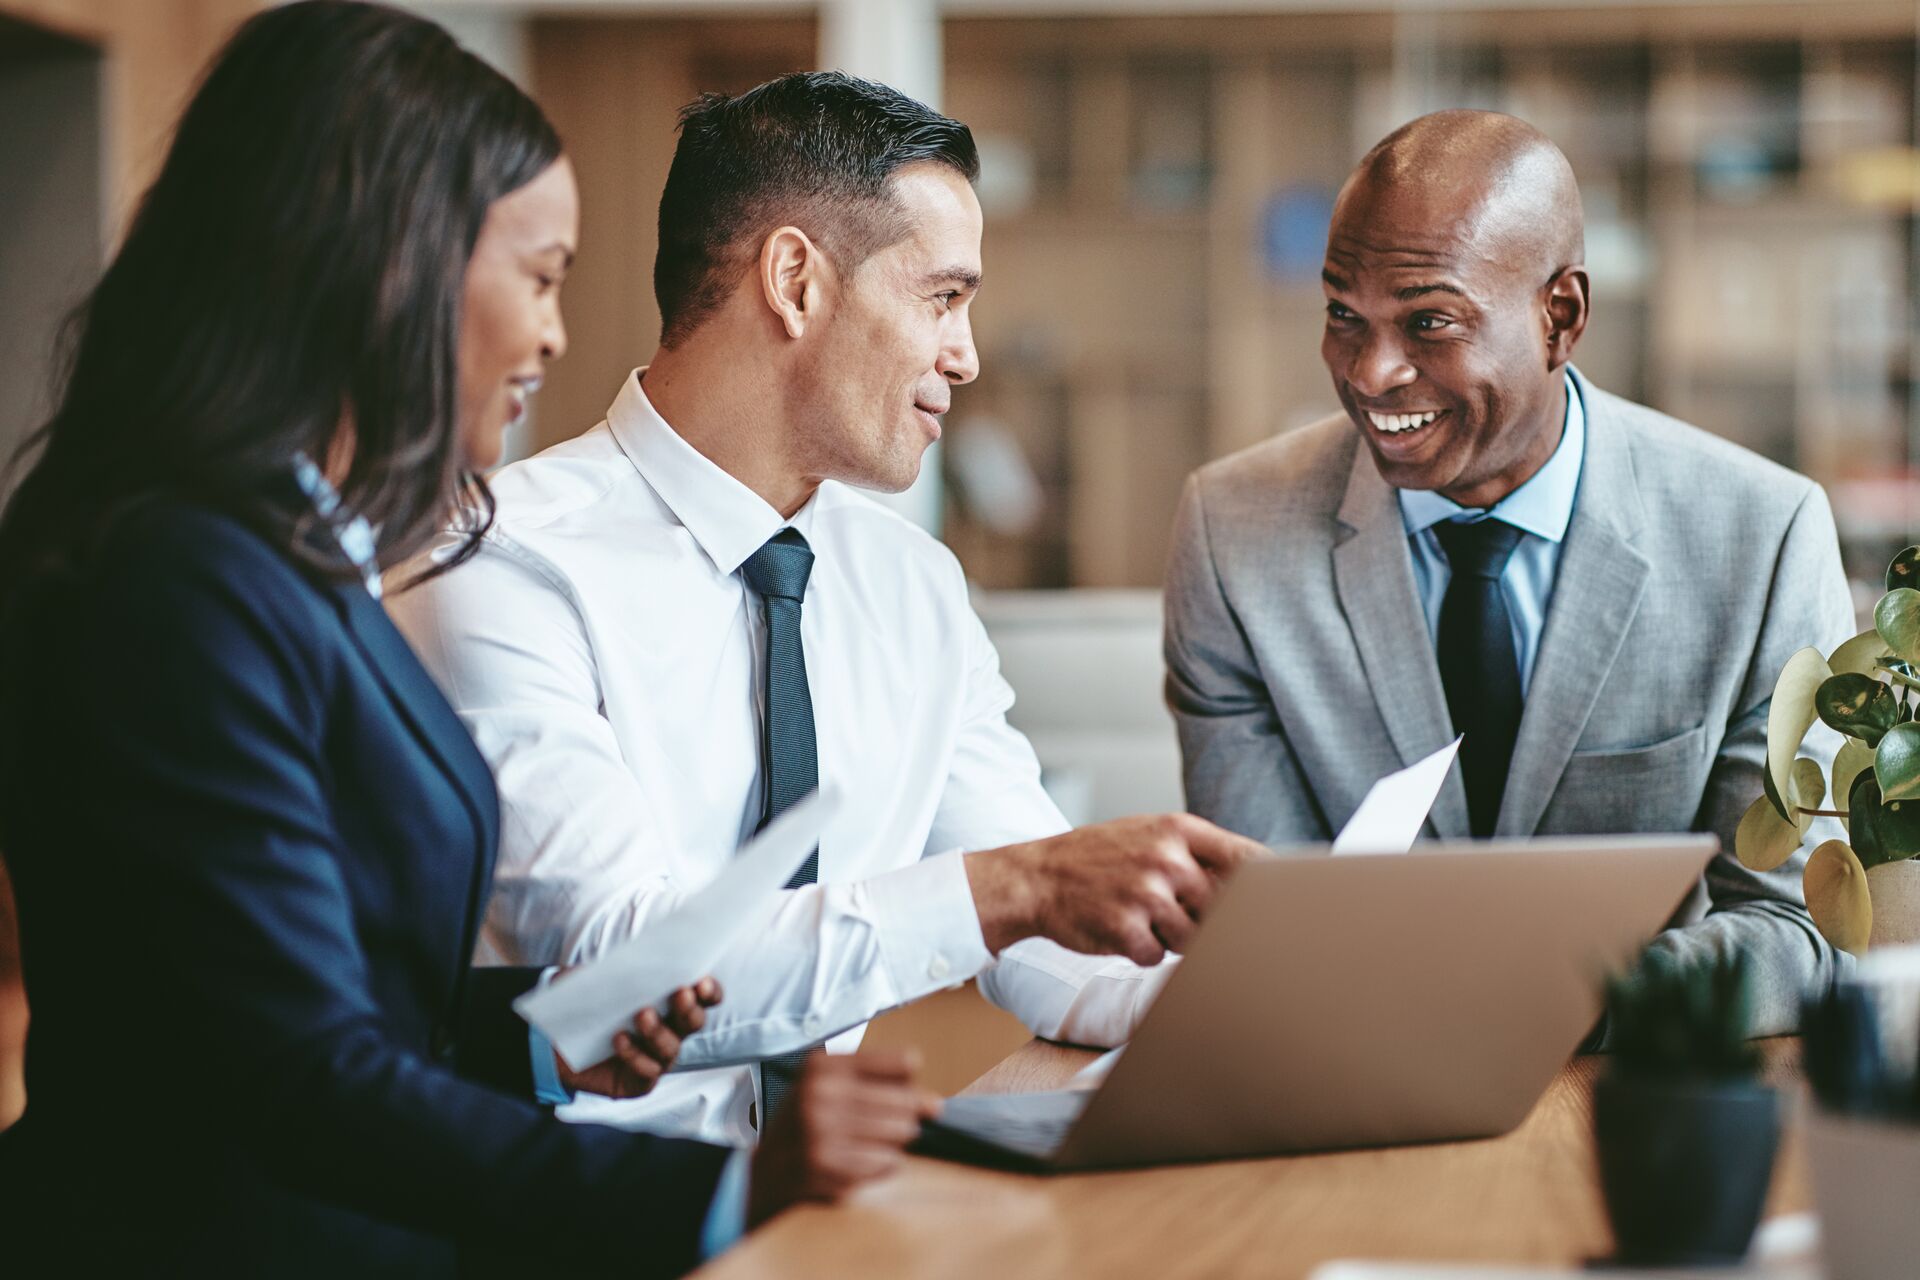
[696,1040,1809,1279]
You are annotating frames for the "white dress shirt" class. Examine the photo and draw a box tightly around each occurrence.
[388,370,1167,1146]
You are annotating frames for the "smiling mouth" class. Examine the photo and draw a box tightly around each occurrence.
[1365,409,1442,435]
[507,376,543,422]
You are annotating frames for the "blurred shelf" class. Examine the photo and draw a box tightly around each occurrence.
[984,206,1212,234]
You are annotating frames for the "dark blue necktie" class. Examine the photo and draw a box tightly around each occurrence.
[1435,517,1525,839]
[740,527,817,1123]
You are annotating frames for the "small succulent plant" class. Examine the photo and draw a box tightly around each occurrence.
[1802,981,1920,1120]
[1736,545,1920,954]
[1606,950,1760,1081]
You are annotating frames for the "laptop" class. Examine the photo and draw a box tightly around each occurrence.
[915,836,1717,1172]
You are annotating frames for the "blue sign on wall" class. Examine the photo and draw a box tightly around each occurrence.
[1262,185,1335,284]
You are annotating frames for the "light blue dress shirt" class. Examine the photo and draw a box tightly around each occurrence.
[523,949,752,1257]
[522,916,751,1257]
[526,969,574,1106]
[699,1150,753,1258]
[290,451,383,600]
[1397,372,1586,698]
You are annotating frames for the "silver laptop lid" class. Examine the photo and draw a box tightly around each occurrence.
[1056,836,1717,1169]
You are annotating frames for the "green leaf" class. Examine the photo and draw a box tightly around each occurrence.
[1887,546,1920,594]
[1848,769,1920,868]
[1604,953,1757,1079]
[1817,673,1900,746]
[1792,757,1827,812]
[1877,721,1920,803]
[1746,758,1827,870]
[1831,627,1894,678]
[1835,739,1876,833]
[1806,839,1873,956]
[1736,793,1804,872]
[1876,589,1920,664]
[1764,647,1833,820]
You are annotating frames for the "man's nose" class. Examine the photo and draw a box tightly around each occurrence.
[1343,327,1416,399]
[938,316,980,386]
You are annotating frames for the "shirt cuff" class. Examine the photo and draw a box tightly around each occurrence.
[863,849,994,999]
[982,941,1179,1046]
[699,1148,754,1259]
[527,966,576,1106]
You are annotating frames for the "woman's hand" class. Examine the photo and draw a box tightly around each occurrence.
[747,1050,942,1226]
[554,976,723,1100]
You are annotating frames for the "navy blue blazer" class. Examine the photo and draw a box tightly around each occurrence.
[0,502,729,1276]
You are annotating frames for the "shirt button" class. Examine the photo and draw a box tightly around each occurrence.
[929,955,951,981]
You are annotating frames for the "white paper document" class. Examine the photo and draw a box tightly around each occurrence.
[514,788,840,1069]
[1330,737,1462,856]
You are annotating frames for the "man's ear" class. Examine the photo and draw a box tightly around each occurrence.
[760,226,830,340]
[1543,265,1590,371]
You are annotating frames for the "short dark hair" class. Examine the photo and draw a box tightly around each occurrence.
[0,0,560,599]
[654,71,979,349]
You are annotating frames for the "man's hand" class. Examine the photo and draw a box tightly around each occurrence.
[747,1050,940,1228]
[555,976,723,1100]
[965,813,1271,965]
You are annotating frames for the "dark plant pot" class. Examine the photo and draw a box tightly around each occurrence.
[1593,1072,1779,1268]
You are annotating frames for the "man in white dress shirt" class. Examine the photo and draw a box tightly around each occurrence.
[389,71,1264,1146]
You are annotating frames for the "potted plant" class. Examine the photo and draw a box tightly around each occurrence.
[1593,951,1778,1268]
[1736,544,1920,953]
[1801,950,1920,1280]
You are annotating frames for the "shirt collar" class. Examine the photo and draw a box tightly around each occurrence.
[290,450,383,598]
[604,368,816,578]
[1398,369,1586,543]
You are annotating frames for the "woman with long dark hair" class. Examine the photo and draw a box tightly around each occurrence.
[0,3,931,1274]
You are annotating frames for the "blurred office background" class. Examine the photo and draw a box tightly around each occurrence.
[3,0,1919,829]
[1,0,1917,1103]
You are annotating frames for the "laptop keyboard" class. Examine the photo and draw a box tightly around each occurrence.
[930,1089,1092,1161]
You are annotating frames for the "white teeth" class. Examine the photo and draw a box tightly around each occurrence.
[1366,410,1439,434]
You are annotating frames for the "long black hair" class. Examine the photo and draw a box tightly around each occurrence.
[0,0,560,601]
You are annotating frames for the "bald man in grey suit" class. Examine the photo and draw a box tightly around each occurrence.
[1164,111,1852,1035]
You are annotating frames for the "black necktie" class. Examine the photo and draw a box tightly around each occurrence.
[1435,518,1525,839]
[740,527,817,1124]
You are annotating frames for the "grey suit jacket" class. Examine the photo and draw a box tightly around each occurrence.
[1164,369,1854,1035]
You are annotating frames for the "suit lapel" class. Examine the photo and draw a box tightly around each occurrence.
[1333,447,1472,840]
[327,582,500,869]
[1498,373,1652,836]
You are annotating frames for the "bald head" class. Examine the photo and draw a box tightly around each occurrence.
[1319,110,1592,510]
[1345,110,1584,281]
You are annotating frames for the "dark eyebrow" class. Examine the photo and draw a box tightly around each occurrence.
[1321,268,1349,290]
[923,267,982,291]
[1395,282,1466,302]
[536,242,576,268]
